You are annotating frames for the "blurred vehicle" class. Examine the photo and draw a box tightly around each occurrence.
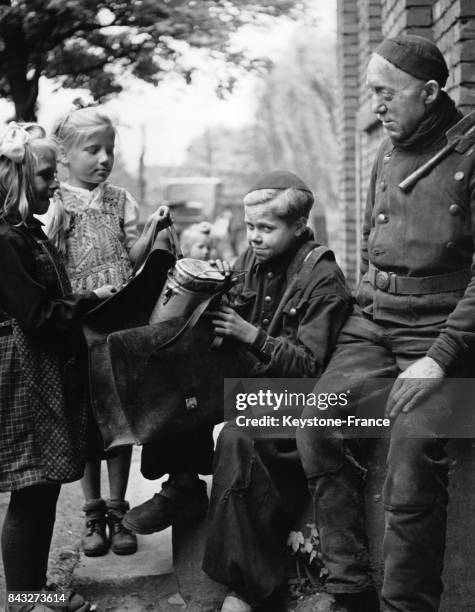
[163,177,223,231]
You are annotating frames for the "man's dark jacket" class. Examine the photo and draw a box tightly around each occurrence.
[357,107,475,371]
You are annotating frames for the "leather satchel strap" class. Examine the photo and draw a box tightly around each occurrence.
[153,285,228,353]
[268,245,331,336]
[132,214,179,276]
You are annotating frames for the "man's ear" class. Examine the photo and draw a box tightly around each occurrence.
[422,80,440,106]
[294,217,307,236]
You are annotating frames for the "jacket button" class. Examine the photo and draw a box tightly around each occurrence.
[380,180,387,191]
[377,213,388,224]
[446,241,456,249]
[454,171,464,181]
[267,271,274,279]
[262,318,270,326]
[449,204,461,216]
[264,295,272,303]
[289,307,297,316]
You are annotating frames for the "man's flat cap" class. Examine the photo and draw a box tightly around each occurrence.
[374,34,449,86]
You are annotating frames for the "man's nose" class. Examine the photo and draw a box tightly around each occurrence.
[371,96,387,115]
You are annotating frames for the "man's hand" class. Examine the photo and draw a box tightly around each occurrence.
[211,304,259,344]
[386,356,445,418]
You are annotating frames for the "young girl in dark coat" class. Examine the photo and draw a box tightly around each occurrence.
[0,122,115,612]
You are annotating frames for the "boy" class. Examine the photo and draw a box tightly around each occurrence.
[203,170,353,612]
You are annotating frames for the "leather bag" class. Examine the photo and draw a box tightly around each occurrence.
[83,249,232,450]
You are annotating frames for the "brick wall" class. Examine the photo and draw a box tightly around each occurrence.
[337,0,475,286]
[336,0,360,286]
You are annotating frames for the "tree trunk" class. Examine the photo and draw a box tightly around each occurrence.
[2,22,39,121]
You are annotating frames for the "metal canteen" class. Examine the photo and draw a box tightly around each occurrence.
[149,258,228,324]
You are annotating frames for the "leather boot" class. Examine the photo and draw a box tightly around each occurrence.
[123,478,208,534]
[81,498,108,557]
[106,499,138,555]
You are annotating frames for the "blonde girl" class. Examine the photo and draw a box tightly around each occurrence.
[47,106,170,557]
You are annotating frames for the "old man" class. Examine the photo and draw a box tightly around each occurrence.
[297,35,475,612]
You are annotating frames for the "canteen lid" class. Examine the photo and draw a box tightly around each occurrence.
[173,258,227,285]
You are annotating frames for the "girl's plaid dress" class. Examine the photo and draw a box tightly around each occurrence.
[0,218,98,491]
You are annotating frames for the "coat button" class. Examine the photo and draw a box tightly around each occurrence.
[449,204,461,216]
[264,295,272,303]
[376,213,388,224]
[380,180,387,191]
[262,318,270,326]
[446,241,456,249]
[454,171,464,181]
[289,307,297,316]
[267,271,274,279]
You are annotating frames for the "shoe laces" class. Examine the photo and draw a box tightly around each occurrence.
[108,511,132,536]
[85,517,105,535]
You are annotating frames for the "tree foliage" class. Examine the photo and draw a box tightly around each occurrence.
[178,25,338,245]
[0,0,297,120]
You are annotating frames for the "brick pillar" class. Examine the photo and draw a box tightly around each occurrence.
[337,0,360,287]
[434,0,475,112]
[382,0,436,38]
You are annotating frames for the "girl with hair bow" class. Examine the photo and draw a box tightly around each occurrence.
[0,122,115,612]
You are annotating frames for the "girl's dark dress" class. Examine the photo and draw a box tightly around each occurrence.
[0,218,98,491]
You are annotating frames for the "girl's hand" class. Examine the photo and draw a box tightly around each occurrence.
[150,205,171,230]
[210,304,258,345]
[93,284,118,299]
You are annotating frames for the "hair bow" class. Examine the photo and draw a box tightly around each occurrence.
[0,122,30,163]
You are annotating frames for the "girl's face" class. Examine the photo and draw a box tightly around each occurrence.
[65,126,115,190]
[188,237,212,261]
[31,143,59,216]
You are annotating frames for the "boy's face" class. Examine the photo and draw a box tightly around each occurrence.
[244,201,305,263]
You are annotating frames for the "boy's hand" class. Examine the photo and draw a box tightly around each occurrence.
[209,258,232,277]
[150,205,171,230]
[93,284,117,299]
[211,304,259,345]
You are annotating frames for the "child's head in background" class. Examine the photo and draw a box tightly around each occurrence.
[53,106,115,191]
[180,221,215,260]
[0,122,58,223]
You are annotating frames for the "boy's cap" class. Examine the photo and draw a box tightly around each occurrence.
[374,35,449,86]
[246,170,312,195]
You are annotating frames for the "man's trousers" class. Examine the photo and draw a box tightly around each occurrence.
[297,309,468,612]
